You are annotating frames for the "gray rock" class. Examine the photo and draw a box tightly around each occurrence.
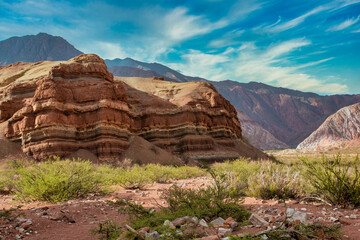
[286,208,309,224]
[163,220,175,229]
[350,214,357,219]
[218,227,232,236]
[210,217,225,227]
[145,231,160,240]
[230,222,238,230]
[198,219,209,228]
[172,216,194,226]
[249,214,269,226]
[192,216,199,224]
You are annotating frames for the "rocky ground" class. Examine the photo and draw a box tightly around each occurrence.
[1,177,360,240]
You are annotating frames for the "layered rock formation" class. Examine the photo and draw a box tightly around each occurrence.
[105,60,360,149]
[0,54,266,163]
[297,103,360,150]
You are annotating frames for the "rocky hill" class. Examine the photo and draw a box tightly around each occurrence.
[105,58,206,83]
[210,81,360,149]
[297,103,360,150]
[0,54,266,163]
[0,33,83,65]
[107,62,360,149]
[2,33,359,150]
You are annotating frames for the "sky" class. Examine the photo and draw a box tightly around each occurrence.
[0,0,359,94]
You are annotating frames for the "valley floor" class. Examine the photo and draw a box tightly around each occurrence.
[1,177,360,240]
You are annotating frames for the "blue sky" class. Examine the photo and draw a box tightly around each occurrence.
[0,0,359,94]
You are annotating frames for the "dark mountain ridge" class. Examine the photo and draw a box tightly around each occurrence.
[0,33,83,65]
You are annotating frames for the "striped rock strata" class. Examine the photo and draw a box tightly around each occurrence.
[297,102,360,150]
[0,54,266,163]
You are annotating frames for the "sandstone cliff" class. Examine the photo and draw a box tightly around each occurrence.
[0,54,266,163]
[297,103,360,150]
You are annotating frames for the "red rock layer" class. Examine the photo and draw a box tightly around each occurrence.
[0,54,266,162]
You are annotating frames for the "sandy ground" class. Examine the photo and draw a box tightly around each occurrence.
[1,177,360,240]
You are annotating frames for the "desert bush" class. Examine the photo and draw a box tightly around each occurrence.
[95,169,250,239]
[110,164,205,189]
[172,165,205,179]
[7,158,109,202]
[246,162,306,200]
[229,222,341,239]
[145,164,205,183]
[112,166,151,189]
[213,159,260,195]
[145,164,174,183]
[302,154,360,207]
[92,220,123,240]
[0,206,23,221]
[213,159,306,199]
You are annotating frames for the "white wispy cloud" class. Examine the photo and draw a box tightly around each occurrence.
[335,0,360,9]
[172,39,348,93]
[327,15,360,31]
[257,0,360,33]
[208,29,244,48]
[167,49,230,80]
[161,7,227,42]
[230,41,347,93]
[264,38,311,59]
[263,6,328,32]
[82,41,128,60]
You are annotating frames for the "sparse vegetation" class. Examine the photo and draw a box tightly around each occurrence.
[0,206,23,221]
[0,157,206,201]
[4,157,110,202]
[0,154,353,239]
[246,162,306,200]
[213,159,307,200]
[92,220,123,240]
[229,223,342,239]
[302,154,360,207]
[95,169,250,239]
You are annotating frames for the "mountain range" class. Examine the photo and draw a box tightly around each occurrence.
[0,33,82,65]
[1,33,359,150]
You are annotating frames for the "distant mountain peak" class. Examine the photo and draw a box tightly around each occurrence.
[0,33,83,66]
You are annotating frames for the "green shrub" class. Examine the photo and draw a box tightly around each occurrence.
[92,220,123,240]
[145,164,205,183]
[213,159,305,199]
[213,159,260,195]
[98,169,250,239]
[172,165,205,179]
[113,166,151,189]
[0,206,23,221]
[246,163,306,200]
[110,164,205,189]
[302,154,360,207]
[7,158,109,202]
[145,164,174,183]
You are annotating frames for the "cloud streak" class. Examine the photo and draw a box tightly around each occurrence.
[327,15,360,31]
[172,39,347,93]
[262,6,328,33]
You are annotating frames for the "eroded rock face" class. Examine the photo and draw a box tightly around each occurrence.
[297,103,360,150]
[0,54,266,163]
